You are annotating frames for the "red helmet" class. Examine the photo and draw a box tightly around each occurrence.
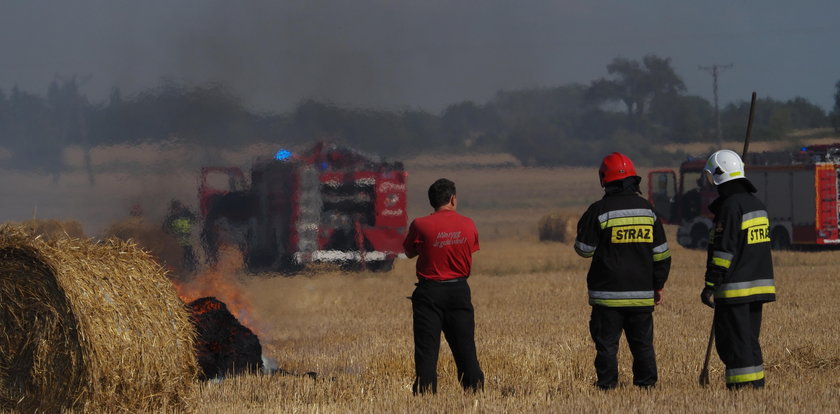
[599,152,638,186]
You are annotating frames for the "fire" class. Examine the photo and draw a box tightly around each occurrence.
[190,298,224,315]
[172,247,261,335]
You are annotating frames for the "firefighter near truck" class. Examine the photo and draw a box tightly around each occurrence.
[648,143,840,249]
[199,142,408,273]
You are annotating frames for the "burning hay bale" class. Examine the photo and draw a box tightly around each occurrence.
[538,213,576,242]
[188,297,263,380]
[0,226,197,412]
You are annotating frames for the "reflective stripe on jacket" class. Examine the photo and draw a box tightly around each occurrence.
[575,188,671,310]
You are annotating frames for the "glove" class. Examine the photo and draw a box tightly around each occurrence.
[700,287,715,308]
[654,289,663,305]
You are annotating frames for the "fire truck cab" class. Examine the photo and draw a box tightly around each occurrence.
[648,144,840,249]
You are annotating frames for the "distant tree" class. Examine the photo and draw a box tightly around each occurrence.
[586,55,686,130]
[722,99,772,140]
[400,109,441,151]
[490,85,593,163]
[504,118,571,166]
[785,97,827,129]
[0,89,8,154]
[440,101,501,150]
[6,86,52,171]
[46,76,92,182]
[649,94,715,143]
[833,80,840,132]
[289,100,345,143]
[722,96,828,140]
[91,81,260,146]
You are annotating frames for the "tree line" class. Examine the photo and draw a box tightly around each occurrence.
[1,56,838,174]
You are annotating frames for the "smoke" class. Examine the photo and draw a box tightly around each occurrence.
[172,247,265,335]
[4,1,836,112]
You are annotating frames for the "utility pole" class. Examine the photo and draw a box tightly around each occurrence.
[699,63,733,146]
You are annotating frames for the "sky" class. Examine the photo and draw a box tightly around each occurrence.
[0,0,838,113]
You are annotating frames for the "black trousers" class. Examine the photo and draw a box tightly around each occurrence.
[411,279,484,394]
[589,306,657,389]
[714,302,765,389]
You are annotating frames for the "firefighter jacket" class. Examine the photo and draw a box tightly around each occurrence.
[164,207,196,247]
[575,184,671,310]
[705,180,775,305]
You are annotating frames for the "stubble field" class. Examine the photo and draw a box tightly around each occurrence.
[3,147,840,412]
[193,154,840,413]
[201,238,840,412]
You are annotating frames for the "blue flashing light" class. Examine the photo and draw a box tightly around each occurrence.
[274,149,292,160]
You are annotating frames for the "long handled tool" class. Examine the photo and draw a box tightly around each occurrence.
[698,322,715,386]
[742,92,757,159]
[699,91,758,387]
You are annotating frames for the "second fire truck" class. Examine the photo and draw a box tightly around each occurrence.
[648,144,840,249]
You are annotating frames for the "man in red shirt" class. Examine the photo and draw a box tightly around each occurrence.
[404,178,484,394]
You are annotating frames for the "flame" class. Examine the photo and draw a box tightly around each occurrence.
[173,247,261,335]
[190,298,224,315]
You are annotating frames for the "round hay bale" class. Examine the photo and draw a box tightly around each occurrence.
[538,213,576,242]
[0,225,197,412]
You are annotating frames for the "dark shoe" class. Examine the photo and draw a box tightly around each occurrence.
[595,382,617,391]
[726,381,763,391]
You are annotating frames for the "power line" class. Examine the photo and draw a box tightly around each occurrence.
[699,63,733,146]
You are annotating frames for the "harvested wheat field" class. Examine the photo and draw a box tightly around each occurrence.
[188,230,840,413]
[3,150,840,412]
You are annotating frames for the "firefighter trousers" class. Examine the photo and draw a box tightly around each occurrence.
[714,302,765,389]
[589,306,657,389]
[411,279,484,394]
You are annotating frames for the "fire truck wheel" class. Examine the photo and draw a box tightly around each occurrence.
[366,259,394,272]
[276,255,304,275]
[770,227,791,250]
[690,224,709,249]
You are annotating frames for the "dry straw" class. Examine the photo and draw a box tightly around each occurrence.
[0,225,198,412]
[538,213,576,242]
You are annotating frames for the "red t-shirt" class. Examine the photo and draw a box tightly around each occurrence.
[403,210,480,281]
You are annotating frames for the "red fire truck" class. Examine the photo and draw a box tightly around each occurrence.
[648,144,840,249]
[199,142,407,272]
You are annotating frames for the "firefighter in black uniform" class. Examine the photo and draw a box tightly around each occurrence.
[163,199,198,273]
[700,149,775,389]
[575,152,671,390]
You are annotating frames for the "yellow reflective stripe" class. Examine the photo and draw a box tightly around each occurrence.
[729,171,742,178]
[590,298,655,307]
[653,250,671,261]
[712,257,731,268]
[705,281,715,287]
[727,370,765,384]
[717,285,776,298]
[741,217,769,230]
[600,216,655,229]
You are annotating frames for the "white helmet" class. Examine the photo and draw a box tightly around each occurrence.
[704,149,745,186]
